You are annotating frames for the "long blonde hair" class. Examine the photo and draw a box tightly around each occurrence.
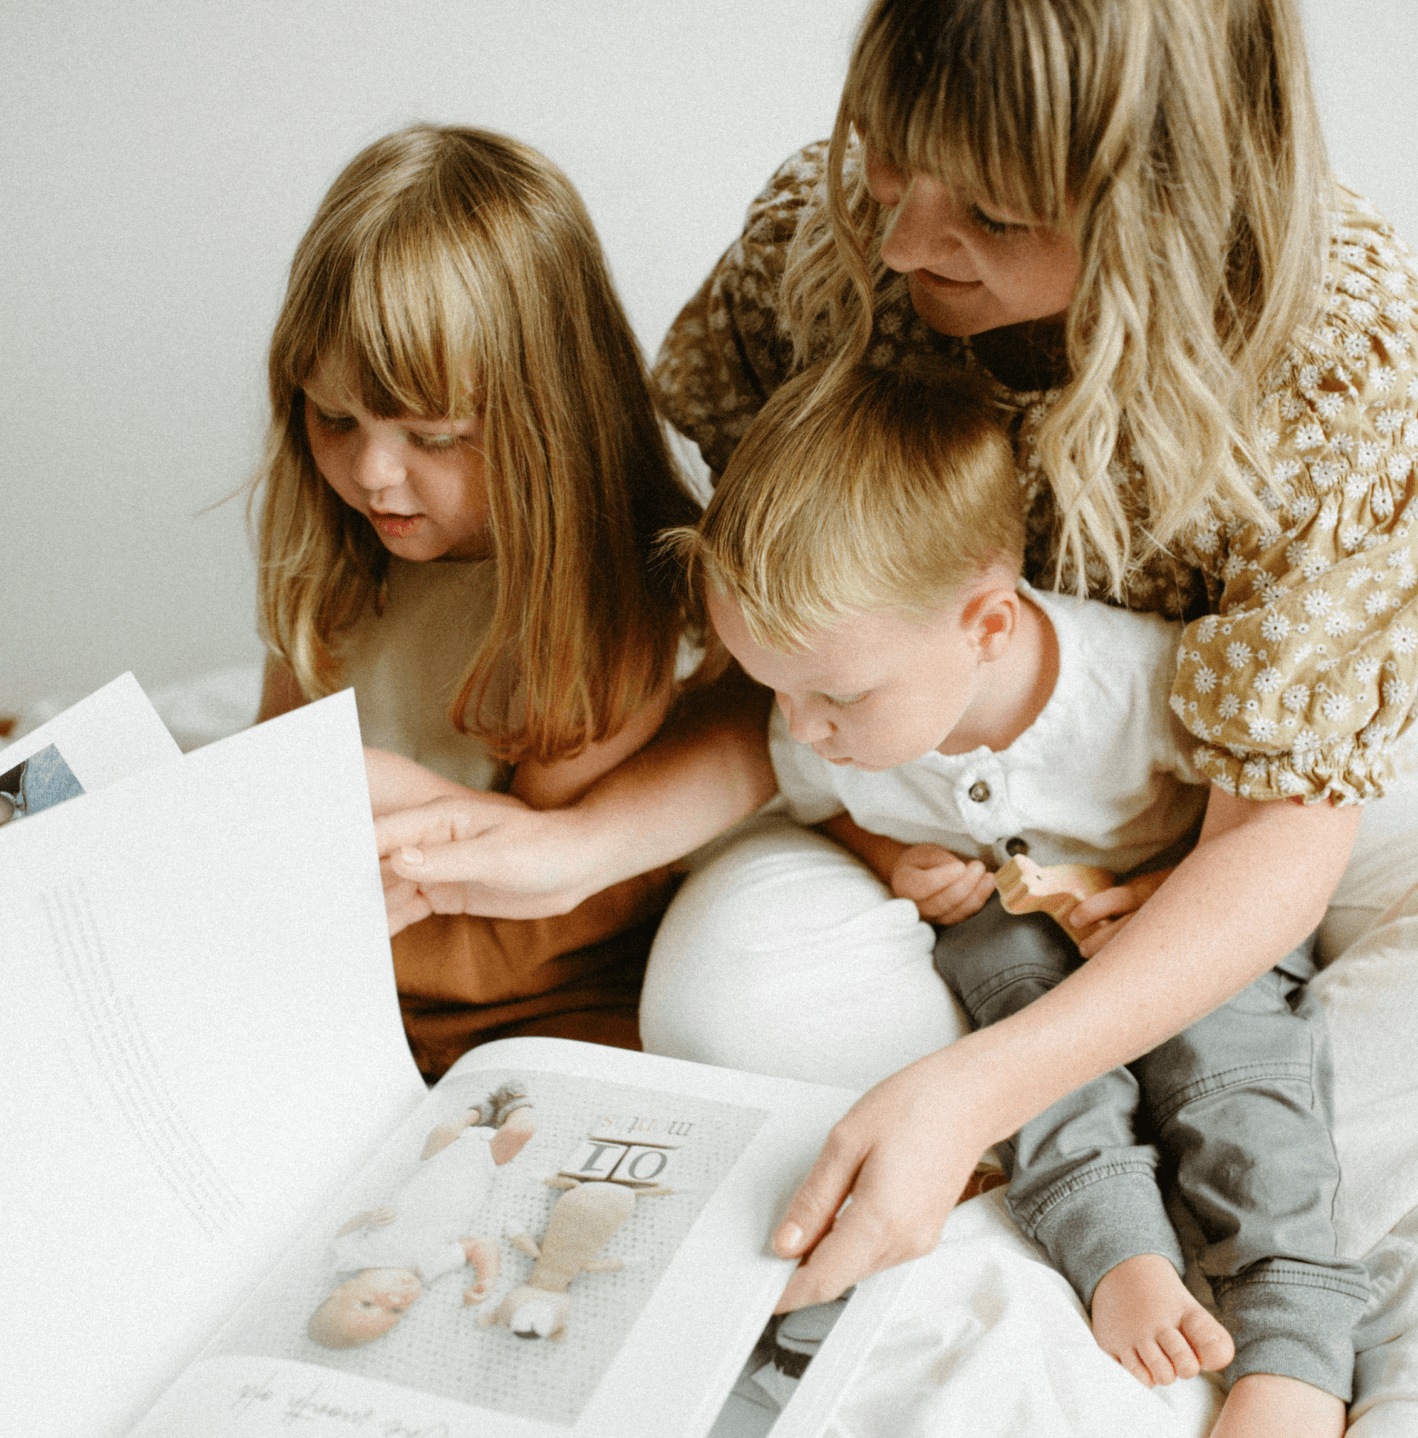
[253,125,698,763]
[665,359,1022,651]
[783,0,1333,596]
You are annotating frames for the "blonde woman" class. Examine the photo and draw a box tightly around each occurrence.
[377,7,1418,1427]
[252,124,700,1079]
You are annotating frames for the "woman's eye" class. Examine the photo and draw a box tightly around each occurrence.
[970,205,1026,238]
[409,431,462,452]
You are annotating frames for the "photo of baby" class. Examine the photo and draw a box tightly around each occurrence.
[206,1068,768,1425]
[0,744,84,826]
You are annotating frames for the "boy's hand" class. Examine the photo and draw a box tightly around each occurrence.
[890,844,995,924]
[1070,868,1175,958]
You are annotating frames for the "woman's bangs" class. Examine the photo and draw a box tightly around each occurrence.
[847,0,1069,226]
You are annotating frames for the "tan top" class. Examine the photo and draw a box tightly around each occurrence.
[654,143,1418,804]
[337,557,512,793]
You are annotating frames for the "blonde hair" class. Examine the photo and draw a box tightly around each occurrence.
[783,0,1332,596]
[666,359,1022,651]
[252,125,698,762]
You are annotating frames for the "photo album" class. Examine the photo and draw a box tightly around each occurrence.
[1,678,912,1438]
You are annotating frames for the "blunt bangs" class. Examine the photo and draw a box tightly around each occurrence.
[843,0,1078,228]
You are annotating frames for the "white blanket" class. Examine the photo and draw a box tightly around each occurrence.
[18,668,1417,1436]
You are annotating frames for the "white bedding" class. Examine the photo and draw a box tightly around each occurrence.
[15,667,1418,1436]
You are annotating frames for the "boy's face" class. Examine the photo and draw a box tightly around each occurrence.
[707,588,993,772]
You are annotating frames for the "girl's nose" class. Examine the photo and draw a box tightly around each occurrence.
[352,433,406,493]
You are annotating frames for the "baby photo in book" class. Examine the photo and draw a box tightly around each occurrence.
[0,743,84,825]
[195,1067,768,1427]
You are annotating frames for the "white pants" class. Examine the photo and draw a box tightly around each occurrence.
[641,769,1418,1256]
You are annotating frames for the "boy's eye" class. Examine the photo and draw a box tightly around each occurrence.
[825,692,867,708]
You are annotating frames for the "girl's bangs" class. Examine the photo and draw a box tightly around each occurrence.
[287,225,483,422]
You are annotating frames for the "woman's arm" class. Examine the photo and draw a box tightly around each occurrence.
[768,784,1362,1312]
[376,669,777,920]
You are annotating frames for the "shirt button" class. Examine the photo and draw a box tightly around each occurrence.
[1005,836,1029,856]
[968,781,990,803]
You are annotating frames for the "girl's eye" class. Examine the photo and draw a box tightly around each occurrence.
[970,205,1026,238]
[408,431,463,452]
[311,407,356,433]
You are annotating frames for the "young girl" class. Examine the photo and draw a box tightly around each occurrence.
[252,124,700,1079]
[376,8,1418,1431]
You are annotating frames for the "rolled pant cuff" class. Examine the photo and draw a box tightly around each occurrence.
[1221,1265,1369,1400]
[1023,1167,1185,1308]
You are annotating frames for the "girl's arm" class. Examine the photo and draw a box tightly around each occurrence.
[508,674,676,811]
[769,784,1362,1312]
[255,654,308,723]
[376,669,777,919]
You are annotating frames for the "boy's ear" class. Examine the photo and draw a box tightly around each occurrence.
[961,571,1020,660]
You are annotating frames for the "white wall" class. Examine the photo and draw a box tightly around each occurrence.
[2,2,1414,713]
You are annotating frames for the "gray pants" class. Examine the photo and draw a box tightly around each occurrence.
[933,896,1370,1399]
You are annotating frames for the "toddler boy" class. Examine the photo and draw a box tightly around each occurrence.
[666,359,1368,1425]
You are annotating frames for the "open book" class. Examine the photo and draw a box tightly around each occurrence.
[2,680,910,1438]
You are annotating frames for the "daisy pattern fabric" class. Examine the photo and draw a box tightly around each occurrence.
[654,144,1418,805]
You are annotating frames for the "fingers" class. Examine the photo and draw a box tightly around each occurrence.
[1070,869,1172,929]
[772,1126,866,1264]
[916,866,995,924]
[1076,911,1135,958]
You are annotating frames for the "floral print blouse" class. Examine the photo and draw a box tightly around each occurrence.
[654,144,1418,804]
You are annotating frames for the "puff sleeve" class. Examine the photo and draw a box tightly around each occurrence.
[1171,195,1418,802]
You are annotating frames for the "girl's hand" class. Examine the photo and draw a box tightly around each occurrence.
[890,844,995,924]
[1069,868,1175,959]
[771,1041,991,1312]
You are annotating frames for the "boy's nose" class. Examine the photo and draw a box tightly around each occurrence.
[780,695,832,745]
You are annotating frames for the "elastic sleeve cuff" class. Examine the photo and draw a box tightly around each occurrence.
[1191,737,1397,804]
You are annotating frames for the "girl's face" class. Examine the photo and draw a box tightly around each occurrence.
[864,150,1080,338]
[303,371,491,562]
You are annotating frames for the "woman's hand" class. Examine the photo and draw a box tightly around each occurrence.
[890,843,995,924]
[770,1039,993,1312]
[376,791,598,925]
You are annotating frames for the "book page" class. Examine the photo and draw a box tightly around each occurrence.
[0,672,181,821]
[1,691,426,1438]
[131,1039,868,1438]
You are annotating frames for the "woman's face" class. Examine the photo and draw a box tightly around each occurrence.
[864,150,1081,338]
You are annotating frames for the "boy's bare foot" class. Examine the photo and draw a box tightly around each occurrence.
[1208,1373,1345,1438]
[1091,1253,1235,1386]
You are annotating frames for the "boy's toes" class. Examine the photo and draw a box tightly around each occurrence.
[1178,1307,1235,1373]
[1137,1339,1179,1387]
[1110,1344,1157,1388]
[1156,1326,1201,1381]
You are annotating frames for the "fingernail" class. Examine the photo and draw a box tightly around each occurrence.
[776,1223,803,1255]
[400,847,425,866]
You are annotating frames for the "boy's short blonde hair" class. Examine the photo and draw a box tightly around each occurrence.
[668,359,1023,650]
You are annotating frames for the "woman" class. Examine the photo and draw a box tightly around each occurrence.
[377,8,1418,1421]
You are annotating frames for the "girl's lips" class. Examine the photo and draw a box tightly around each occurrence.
[372,512,421,538]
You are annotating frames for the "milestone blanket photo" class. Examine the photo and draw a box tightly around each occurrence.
[5,3,1418,1438]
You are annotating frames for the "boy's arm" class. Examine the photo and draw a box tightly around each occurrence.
[818,813,908,885]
